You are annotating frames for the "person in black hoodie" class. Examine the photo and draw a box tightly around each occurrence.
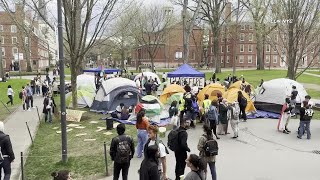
[297,101,314,139]
[174,117,191,180]
[237,91,247,122]
[0,122,15,180]
[139,145,160,180]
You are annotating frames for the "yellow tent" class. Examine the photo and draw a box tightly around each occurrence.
[197,83,225,109]
[229,80,252,91]
[160,84,185,104]
[223,88,256,112]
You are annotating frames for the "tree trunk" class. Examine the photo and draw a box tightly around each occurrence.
[70,56,82,108]
[287,2,295,80]
[213,31,221,73]
[183,32,190,64]
[256,33,264,70]
[120,37,125,69]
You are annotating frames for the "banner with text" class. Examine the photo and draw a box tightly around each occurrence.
[169,77,205,88]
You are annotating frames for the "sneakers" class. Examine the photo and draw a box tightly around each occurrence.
[27,109,31,111]
[285,129,291,133]
[283,130,289,134]
[297,136,302,139]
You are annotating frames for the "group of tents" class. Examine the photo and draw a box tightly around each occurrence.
[67,64,309,124]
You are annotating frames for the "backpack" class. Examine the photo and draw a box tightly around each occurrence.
[115,135,132,164]
[19,91,23,99]
[167,129,182,151]
[184,92,193,111]
[151,83,158,91]
[207,106,218,121]
[192,100,199,113]
[203,136,218,156]
[240,97,247,107]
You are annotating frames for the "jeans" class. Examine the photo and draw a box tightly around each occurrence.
[298,121,311,139]
[209,121,218,138]
[174,151,187,180]
[208,161,217,180]
[28,96,33,108]
[6,95,13,105]
[239,106,247,120]
[113,162,130,180]
[0,158,12,180]
[136,129,148,158]
[45,110,52,123]
[36,86,41,95]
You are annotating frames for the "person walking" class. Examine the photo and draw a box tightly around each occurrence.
[237,91,247,122]
[35,77,41,96]
[206,101,219,139]
[184,154,206,180]
[217,99,230,135]
[230,102,240,138]
[26,84,34,110]
[21,86,27,111]
[139,145,161,180]
[0,121,15,180]
[6,85,14,106]
[174,118,190,180]
[136,110,150,158]
[297,101,314,139]
[144,125,169,180]
[43,93,56,123]
[202,94,211,123]
[197,124,217,180]
[110,124,135,180]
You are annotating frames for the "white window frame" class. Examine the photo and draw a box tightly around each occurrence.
[266,56,270,63]
[241,25,245,30]
[226,56,230,63]
[1,36,4,44]
[211,47,213,53]
[227,45,230,52]
[221,56,224,63]
[249,33,253,41]
[240,33,245,41]
[25,37,29,44]
[11,25,17,33]
[240,44,244,52]
[273,45,277,52]
[0,25,3,31]
[1,47,5,56]
[2,59,6,68]
[12,47,18,55]
[12,37,17,44]
[239,55,244,63]
[273,55,278,63]
[221,46,224,53]
[248,55,253,63]
[266,44,270,52]
[248,45,253,52]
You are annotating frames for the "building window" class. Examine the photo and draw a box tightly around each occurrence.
[240,44,244,52]
[221,46,224,53]
[211,47,213,53]
[221,56,224,63]
[226,56,230,63]
[25,37,29,44]
[2,60,6,68]
[249,33,253,41]
[0,25,3,31]
[273,45,277,52]
[273,55,278,63]
[1,47,5,56]
[240,33,244,41]
[248,45,253,52]
[12,47,18,55]
[227,45,230,52]
[266,44,270,52]
[12,37,17,44]
[265,56,270,63]
[248,55,253,63]
[241,25,245,30]
[249,25,253,30]
[239,55,244,63]
[33,60,37,65]
[11,25,17,33]
[1,37,4,44]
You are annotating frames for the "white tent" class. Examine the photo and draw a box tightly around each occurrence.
[254,78,308,113]
[134,72,161,84]
[90,78,139,113]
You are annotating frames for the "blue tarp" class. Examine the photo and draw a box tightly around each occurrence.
[102,117,171,127]
[247,110,280,119]
[167,64,205,78]
[83,68,120,74]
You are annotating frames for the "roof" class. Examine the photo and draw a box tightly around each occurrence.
[167,64,205,78]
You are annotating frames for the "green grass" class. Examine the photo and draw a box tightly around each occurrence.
[10,71,47,76]
[65,67,71,75]
[0,79,30,121]
[306,71,320,75]
[24,97,137,180]
[306,89,320,99]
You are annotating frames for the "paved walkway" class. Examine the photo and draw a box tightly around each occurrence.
[303,72,320,78]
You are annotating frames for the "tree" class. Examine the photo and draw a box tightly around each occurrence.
[272,0,320,79]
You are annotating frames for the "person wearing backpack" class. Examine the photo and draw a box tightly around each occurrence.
[217,99,230,135]
[206,101,220,139]
[180,85,196,128]
[110,123,135,180]
[230,102,240,138]
[171,118,190,180]
[0,121,15,180]
[139,145,160,180]
[237,91,247,122]
[197,124,217,180]
[144,125,169,180]
[184,154,206,180]
[169,101,179,129]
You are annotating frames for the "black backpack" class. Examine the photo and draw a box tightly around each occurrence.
[19,91,23,99]
[203,136,218,156]
[167,129,182,151]
[115,135,132,164]
[184,92,193,111]
[240,97,247,107]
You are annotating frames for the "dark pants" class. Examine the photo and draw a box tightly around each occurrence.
[239,106,247,120]
[209,121,218,138]
[0,158,11,180]
[6,95,13,105]
[175,151,187,180]
[27,96,33,108]
[113,162,130,180]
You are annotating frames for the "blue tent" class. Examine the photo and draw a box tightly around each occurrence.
[167,64,205,78]
[83,68,120,74]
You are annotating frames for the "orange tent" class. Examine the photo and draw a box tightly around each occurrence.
[160,84,185,104]
[197,83,225,109]
[229,80,253,92]
[223,88,256,112]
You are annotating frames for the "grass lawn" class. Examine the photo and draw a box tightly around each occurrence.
[306,89,320,99]
[24,97,137,180]
[65,67,71,75]
[306,71,320,75]
[0,79,30,121]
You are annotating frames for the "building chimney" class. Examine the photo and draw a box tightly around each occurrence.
[225,2,232,23]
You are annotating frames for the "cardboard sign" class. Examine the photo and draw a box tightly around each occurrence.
[168,77,205,88]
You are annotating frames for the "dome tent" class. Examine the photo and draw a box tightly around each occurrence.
[160,84,185,104]
[134,72,161,84]
[90,78,139,113]
[197,83,225,108]
[223,88,256,113]
[254,78,308,113]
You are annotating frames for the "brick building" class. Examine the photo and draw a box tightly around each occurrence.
[131,22,204,68]
[0,3,51,72]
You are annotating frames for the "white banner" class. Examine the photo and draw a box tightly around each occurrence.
[169,77,205,88]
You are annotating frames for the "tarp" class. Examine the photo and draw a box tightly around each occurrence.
[197,83,225,108]
[160,84,185,104]
[167,64,205,87]
[83,68,120,74]
[223,88,256,113]
[247,110,280,119]
[134,72,161,84]
[65,109,86,122]
[104,118,171,127]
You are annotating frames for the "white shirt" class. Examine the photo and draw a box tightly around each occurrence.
[135,79,141,88]
[192,86,199,95]
[148,139,166,171]
[7,88,14,96]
